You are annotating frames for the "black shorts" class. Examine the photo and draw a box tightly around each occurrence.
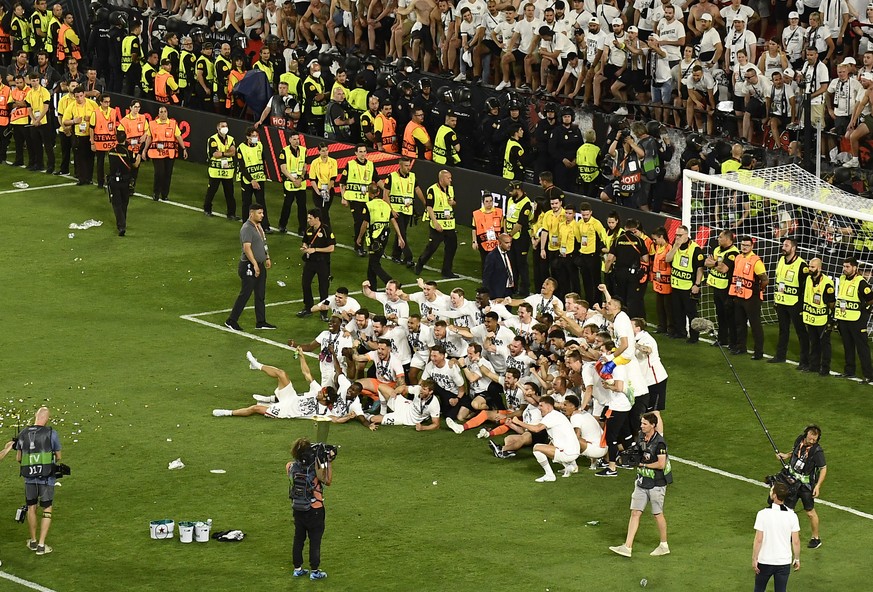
[618,70,646,93]
[747,97,766,118]
[25,482,54,508]
[603,64,620,81]
[646,378,668,411]
[513,49,526,65]
[295,1,309,16]
[413,26,434,51]
[637,29,652,42]
[785,485,815,511]
[531,429,549,445]
[474,382,507,410]
[484,39,500,54]
[733,94,745,112]
[834,115,851,136]
[679,84,689,100]
[772,0,790,21]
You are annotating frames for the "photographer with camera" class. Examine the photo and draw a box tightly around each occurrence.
[609,413,672,559]
[776,425,827,550]
[16,406,62,556]
[287,437,335,581]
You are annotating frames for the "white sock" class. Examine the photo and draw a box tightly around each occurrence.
[246,351,263,370]
[564,461,577,473]
[533,450,554,477]
[378,396,387,415]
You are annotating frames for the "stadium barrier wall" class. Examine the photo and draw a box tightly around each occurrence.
[108,93,676,230]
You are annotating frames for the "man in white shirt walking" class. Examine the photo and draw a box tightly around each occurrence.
[752,482,801,592]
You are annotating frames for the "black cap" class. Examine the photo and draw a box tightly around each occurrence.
[505,180,523,191]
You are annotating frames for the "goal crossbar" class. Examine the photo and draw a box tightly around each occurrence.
[682,164,873,229]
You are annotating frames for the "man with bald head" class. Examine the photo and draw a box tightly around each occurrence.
[801,257,835,376]
[17,407,62,555]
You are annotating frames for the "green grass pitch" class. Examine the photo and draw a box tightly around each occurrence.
[0,160,871,592]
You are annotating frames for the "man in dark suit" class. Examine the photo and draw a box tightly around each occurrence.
[483,233,516,299]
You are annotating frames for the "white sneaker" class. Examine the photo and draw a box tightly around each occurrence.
[319,43,330,53]
[453,73,466,82]
[609,544,632,557]
[495,80,510,91]
[143,7,154,16]
[614,106,628,115]
[306,43,317,52]
[650,542,670,556]
[535,474,556,482]
[246,351,260,370]
[476,428,489,439]
[562,463,578,477]
[193,16,209,25]
[212,409,232,417]
[843,156,860,168]
[445,417,464,434]
[252,394,277,403]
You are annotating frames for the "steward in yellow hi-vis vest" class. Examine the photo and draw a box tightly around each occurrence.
[340,144,381,256]
[415,169,458,278]
[802,258,835,376]
[357,185,405,290]
[834,257,873,381]
[772,238,810,366]
[236,126,272,231]
[704,229,739,348]
[666,226,704,342]
[278,133,309,234]
[203,121,237,219]
[383,155,422,266]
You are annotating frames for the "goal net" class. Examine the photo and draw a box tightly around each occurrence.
[681,164,873,328]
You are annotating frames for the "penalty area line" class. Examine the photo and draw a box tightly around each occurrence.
[672,455,873,521]
[0,182,77,195]
[0,571,59,592]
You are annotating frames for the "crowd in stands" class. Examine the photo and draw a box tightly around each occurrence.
[4,0,873,199]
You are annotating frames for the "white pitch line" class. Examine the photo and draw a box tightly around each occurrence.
[0,182,77,195]
[672,455,873,521]
[179,315,321,360]
[0,572,59,592]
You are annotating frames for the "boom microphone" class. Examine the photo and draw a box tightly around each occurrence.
[690,318,787,469]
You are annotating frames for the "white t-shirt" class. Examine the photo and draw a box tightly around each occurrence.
[719,4,754,30]
[467,357,494,394]
[655,17,686,61]
[525,293,563,318]
[754,505,800,565]
[805,25,833,54]
[442,299,479,327]
[698,28,722,61]
[593,2,621,30]
[404,385,442,422]
[570,410,604,445]
[725,28,756,68]
[683,71,717,93]
[800,60,830,105]
[370,293,410,324]
[828,77,863,117]
[433,331,469,359]
[540,409,582,454]
[513,16,544,54]
[584,29,607,65]
[315,329,353,378]
[506,351,536,379]
[493,19,516,45]
[456,0,487,21]
[320,375,364,417]
[634,0,658,31]
[769,83,794,116]
[470,324,514,372]
[782,25,806,62]
[745,76,773,103]
[243,1,264,36]
[366,351,406,383]
[605,32,628,68]
[320,294,360,319]
[522,402,543,425]
[344,318,375,343]
[481,10,506,39]
[502,381,525,410]
[410,292,452,320]
[268,379,320,419]
[406,324,434,356]
[634,330,668,386]
[422,361,465,395]
[583,361,632,411]
[383,326,413,365]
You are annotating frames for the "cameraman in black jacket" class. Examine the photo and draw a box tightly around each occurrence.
[287,437,334,580]
[776,425,827,550]
[16,406,62,556]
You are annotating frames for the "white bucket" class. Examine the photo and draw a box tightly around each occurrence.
[178,522,195,544]
[194,521,211,543]
[149,519,175,540]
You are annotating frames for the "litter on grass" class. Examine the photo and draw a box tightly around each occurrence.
[68,219,103,230]
[12,181,28,189]
[168,458,185,470]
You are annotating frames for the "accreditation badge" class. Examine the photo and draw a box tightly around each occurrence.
[680,256,689,267]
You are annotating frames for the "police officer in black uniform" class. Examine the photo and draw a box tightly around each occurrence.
[452,86,476,167]
[393,80,417,138]
[533,102,558,177]
[299,208,337,320]
[107,128,140,236]
[549,106,582,192]
[605,219,649,318]
[479,97,502,173]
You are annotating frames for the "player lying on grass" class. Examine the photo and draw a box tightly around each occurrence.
[212,348,337,418]
[366,379,442,431]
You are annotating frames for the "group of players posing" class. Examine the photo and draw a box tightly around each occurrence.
[212,274,669,484]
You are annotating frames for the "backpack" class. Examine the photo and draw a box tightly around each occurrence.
[289,460,318,512]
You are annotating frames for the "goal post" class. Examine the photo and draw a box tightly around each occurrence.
[680,163,873,327]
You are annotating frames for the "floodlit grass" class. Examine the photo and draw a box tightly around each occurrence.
[0,161,870,592]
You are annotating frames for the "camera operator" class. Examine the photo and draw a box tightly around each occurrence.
[775,425,826,549]
[16,406,62,556]
[609,413,672,559]
[287,437,333,580]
